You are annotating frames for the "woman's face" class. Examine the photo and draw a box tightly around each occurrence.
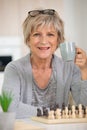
[28,25,59,59]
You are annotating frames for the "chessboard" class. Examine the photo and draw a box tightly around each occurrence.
[32,116,87,124]
[32,104,87,124]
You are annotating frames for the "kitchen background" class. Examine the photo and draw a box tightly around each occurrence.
[0,0,87,93]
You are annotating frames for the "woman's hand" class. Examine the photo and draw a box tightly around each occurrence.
[75,48,87,80]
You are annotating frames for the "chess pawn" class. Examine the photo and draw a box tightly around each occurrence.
[85,106,87,118]
[78,104,83,118]
[68,110,72,118]
[68,104,72,118]
[55,108,61,119]
[42,107,48,117]
[71,105,76,118]
[78,110,83,118]
[37,108,42,117]
[48,110,55,119]
[82,105,86,117]
[62,110,65,118]
[61,103,65,118]
[75,106,79,118]
[65,107,69,118]
[78,104,82,111]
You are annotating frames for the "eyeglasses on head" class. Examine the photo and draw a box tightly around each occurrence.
[28,9,55,17]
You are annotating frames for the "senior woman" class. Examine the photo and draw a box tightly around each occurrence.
[2,9,87,118]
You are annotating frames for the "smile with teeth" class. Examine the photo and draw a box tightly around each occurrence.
[38,47,50,50]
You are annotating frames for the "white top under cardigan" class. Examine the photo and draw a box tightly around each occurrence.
[2,54,87,118]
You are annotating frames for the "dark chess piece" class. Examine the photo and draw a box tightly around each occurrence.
[62,103,65,110]
[54,103,59,111]
[75,106,79,111]
[61,103,65,117]
[50,104,55,111]
[75,105,79,116]
[68,104,71,111]
[37,108,42,117]
[42,107,48,117]
[82,105,86,115]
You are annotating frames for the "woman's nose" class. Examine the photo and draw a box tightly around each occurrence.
[40,35,47,44]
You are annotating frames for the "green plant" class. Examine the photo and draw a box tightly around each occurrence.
[0,91,13,112]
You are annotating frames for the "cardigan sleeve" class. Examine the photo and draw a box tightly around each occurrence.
[2,61,38,119]
[71,64,87,106]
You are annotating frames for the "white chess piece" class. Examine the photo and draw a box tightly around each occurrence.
[62,110,65,118]
[48,110,55,119]
[65,107,69,118]
[55,108,61,119]
[78,104,83,118]
[68,110,72,118]
[71,105,76,118]
[85,106,87,118]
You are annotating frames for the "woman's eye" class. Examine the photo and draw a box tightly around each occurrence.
[33,33,40,37]
[48,33,54,36]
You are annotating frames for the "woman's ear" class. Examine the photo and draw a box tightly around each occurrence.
[27,41,31,48]
[26,38,30,47]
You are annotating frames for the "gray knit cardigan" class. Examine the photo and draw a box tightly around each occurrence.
[2,54,87,118]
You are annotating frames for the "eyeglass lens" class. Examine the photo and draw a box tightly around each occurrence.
[28,9,55,17]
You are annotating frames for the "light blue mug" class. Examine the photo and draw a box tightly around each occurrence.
[60,42,76,61]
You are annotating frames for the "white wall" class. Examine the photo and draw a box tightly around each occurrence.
[63,0,87,51]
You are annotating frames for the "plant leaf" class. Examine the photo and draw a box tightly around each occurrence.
[0,91,13,112]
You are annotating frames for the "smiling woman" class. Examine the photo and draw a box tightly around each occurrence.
[29,25,58,60]
[2,9,87,119]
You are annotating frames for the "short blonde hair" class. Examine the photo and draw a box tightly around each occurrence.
[23,9,65,45]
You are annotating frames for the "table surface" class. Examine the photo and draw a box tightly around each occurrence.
[16,118,87,130]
